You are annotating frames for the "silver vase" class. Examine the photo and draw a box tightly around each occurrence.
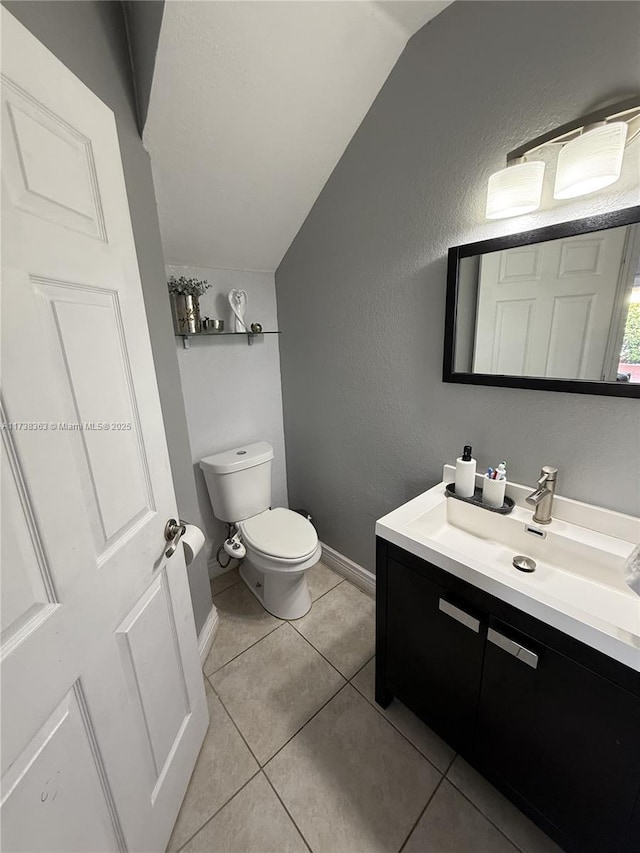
[171,294,201,334]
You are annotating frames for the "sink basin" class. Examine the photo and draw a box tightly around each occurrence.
[377,465,640,671]
[406,495,638,636]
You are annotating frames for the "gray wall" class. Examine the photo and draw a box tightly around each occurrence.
[123,0,164,132]
[167,264,289,575]
[276,0,640,573]
[4,0,212,633]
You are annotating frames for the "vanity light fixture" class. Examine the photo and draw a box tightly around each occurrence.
[554,122,628,199]
[485,159,545,219]
[486,96,640,219]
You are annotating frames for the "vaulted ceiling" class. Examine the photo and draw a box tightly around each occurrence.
[144,1,451,272]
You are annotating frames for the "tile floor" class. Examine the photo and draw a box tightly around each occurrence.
[169,562,562,853]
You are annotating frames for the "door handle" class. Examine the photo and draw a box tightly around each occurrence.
[164,518,186,558]
[438,598,480,633]
[488,627,538,669]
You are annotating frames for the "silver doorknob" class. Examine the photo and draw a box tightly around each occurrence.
[164,518,186,558]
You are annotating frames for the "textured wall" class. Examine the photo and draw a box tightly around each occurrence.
[169,265,288,573]
[276,0,640,573]
[122,0,164,132]
[4,0,212,633]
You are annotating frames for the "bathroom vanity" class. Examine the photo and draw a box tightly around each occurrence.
[375,468,640,853]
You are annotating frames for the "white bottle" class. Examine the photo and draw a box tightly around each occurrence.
[455,445,477,498]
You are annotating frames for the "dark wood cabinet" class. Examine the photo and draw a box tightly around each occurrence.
[477,618,640,853]
[385,558,485,753]
[625,792,640,853]
[376,538,640,853]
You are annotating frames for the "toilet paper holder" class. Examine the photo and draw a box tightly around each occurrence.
[164,518,186,558]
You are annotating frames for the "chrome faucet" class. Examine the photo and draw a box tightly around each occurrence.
[526,466,558,525]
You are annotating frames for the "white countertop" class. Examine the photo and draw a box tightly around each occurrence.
[376,466,640,672]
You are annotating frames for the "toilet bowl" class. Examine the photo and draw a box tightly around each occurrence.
[200,442,320,620]
[238,506,320,618]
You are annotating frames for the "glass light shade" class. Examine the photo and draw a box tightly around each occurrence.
[485,161,545,219]
[554,122,628,199]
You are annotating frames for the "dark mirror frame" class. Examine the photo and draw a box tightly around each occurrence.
[443,206,640,398]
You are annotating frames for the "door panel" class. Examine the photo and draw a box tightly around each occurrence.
[117,573,191,784]
[545,293,594,377]
[35,278,154,543]
[1,9,207,851]
[491,299,535,375]
[1,432,57,642]
[1,686,123,853]
[558,237,602,277]
[499,245,542,282]
[2,78,107,239]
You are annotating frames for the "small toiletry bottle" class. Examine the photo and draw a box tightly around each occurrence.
[455,445,476,498]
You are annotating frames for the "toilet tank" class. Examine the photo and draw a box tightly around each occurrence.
[200,441,273,523]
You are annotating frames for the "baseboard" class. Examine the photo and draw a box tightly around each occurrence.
[198,605,219,668]
[207,557,221,580]
[208,555,242,580]
[320,542,375,598]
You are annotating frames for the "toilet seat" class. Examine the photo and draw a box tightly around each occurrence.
[239,508,318,560]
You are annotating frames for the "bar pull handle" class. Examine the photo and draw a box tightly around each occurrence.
[438,599,480,633]
[488,628,538,669]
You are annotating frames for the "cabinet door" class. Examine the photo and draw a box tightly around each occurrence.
[476,619,640,853]
[386,558,485,753]
[623,791,640,853]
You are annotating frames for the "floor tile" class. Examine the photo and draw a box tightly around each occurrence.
[203,580,281,675]
[210,567,240,596]
[211,623,345,764]
[351,658,455,773]
[306,560,343,602]
[293,581,375,678]
[266,685,441,853]
[181,773,307,853]
[447,757,563,853]
[403,779,518,853]
[167,681,258,853]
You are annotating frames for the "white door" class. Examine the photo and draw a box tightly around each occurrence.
[1,9,207,852]
[473,228,628,379]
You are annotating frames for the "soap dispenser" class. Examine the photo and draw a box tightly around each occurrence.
[455,445,476,498]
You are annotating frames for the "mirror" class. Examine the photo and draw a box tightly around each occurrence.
[444,207,640,397]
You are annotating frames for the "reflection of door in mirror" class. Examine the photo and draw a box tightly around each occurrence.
[473,225,638,381]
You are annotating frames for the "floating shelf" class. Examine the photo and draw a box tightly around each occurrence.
[176,330,281,349]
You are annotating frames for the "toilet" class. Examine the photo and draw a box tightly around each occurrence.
[200,441,321,619]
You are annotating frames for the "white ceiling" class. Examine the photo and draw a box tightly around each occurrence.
[144,0,451,272]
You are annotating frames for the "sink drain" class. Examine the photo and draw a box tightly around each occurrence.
[513,555,536,573]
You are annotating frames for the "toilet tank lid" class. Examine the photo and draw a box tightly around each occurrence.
[200,441,274,475]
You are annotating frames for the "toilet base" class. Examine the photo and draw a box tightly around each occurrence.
[240,559,313,620]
